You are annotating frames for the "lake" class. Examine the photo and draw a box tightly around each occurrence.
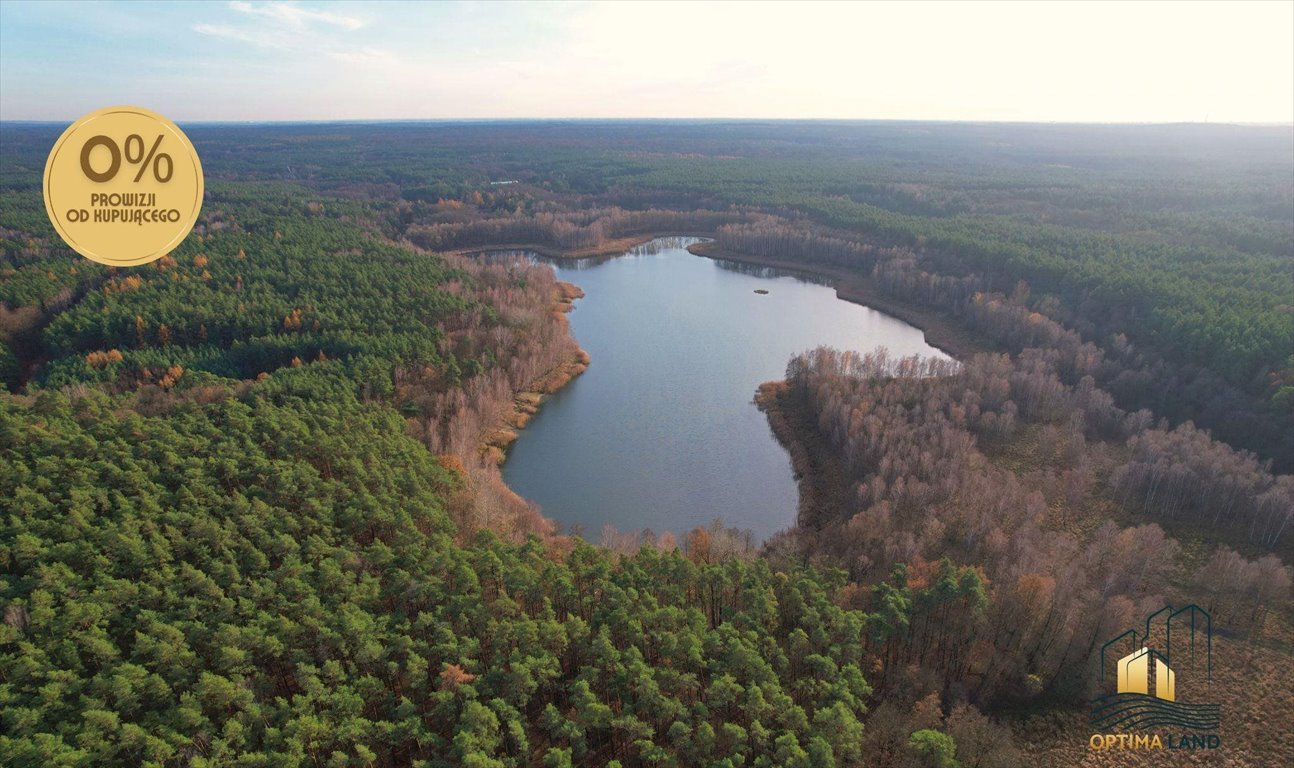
[498,237,948,541]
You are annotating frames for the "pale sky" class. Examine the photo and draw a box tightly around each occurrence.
[1,0,1291,123]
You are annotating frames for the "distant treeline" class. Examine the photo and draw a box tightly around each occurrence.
[406,206,744,253]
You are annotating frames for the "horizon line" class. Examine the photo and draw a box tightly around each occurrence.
[2,116,1292,128]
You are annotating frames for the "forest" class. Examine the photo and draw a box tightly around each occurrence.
[2,120,1292,767]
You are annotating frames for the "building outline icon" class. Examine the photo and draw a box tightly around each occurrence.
[1090,604,1220,732]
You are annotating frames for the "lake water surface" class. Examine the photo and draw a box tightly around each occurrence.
[500,238,947,541]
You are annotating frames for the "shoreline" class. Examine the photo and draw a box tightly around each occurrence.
[479,280,589,466]
[454,231,713,263]
[755,380,854,531]
[464,232,991,543]
[461,231,992,362]
[686,240,994,361]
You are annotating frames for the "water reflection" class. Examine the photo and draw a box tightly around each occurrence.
[711,258,834,287]
[468,236,708,270]
[624,235,704,256]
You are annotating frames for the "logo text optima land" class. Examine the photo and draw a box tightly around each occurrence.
[1088,604,1221,752]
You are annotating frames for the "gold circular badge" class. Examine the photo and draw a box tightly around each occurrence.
[43,106,203,267]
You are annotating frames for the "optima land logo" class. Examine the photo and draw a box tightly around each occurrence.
[1089,604,1221,752]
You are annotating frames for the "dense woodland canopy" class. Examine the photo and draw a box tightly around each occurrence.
[2,121,1292,767]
